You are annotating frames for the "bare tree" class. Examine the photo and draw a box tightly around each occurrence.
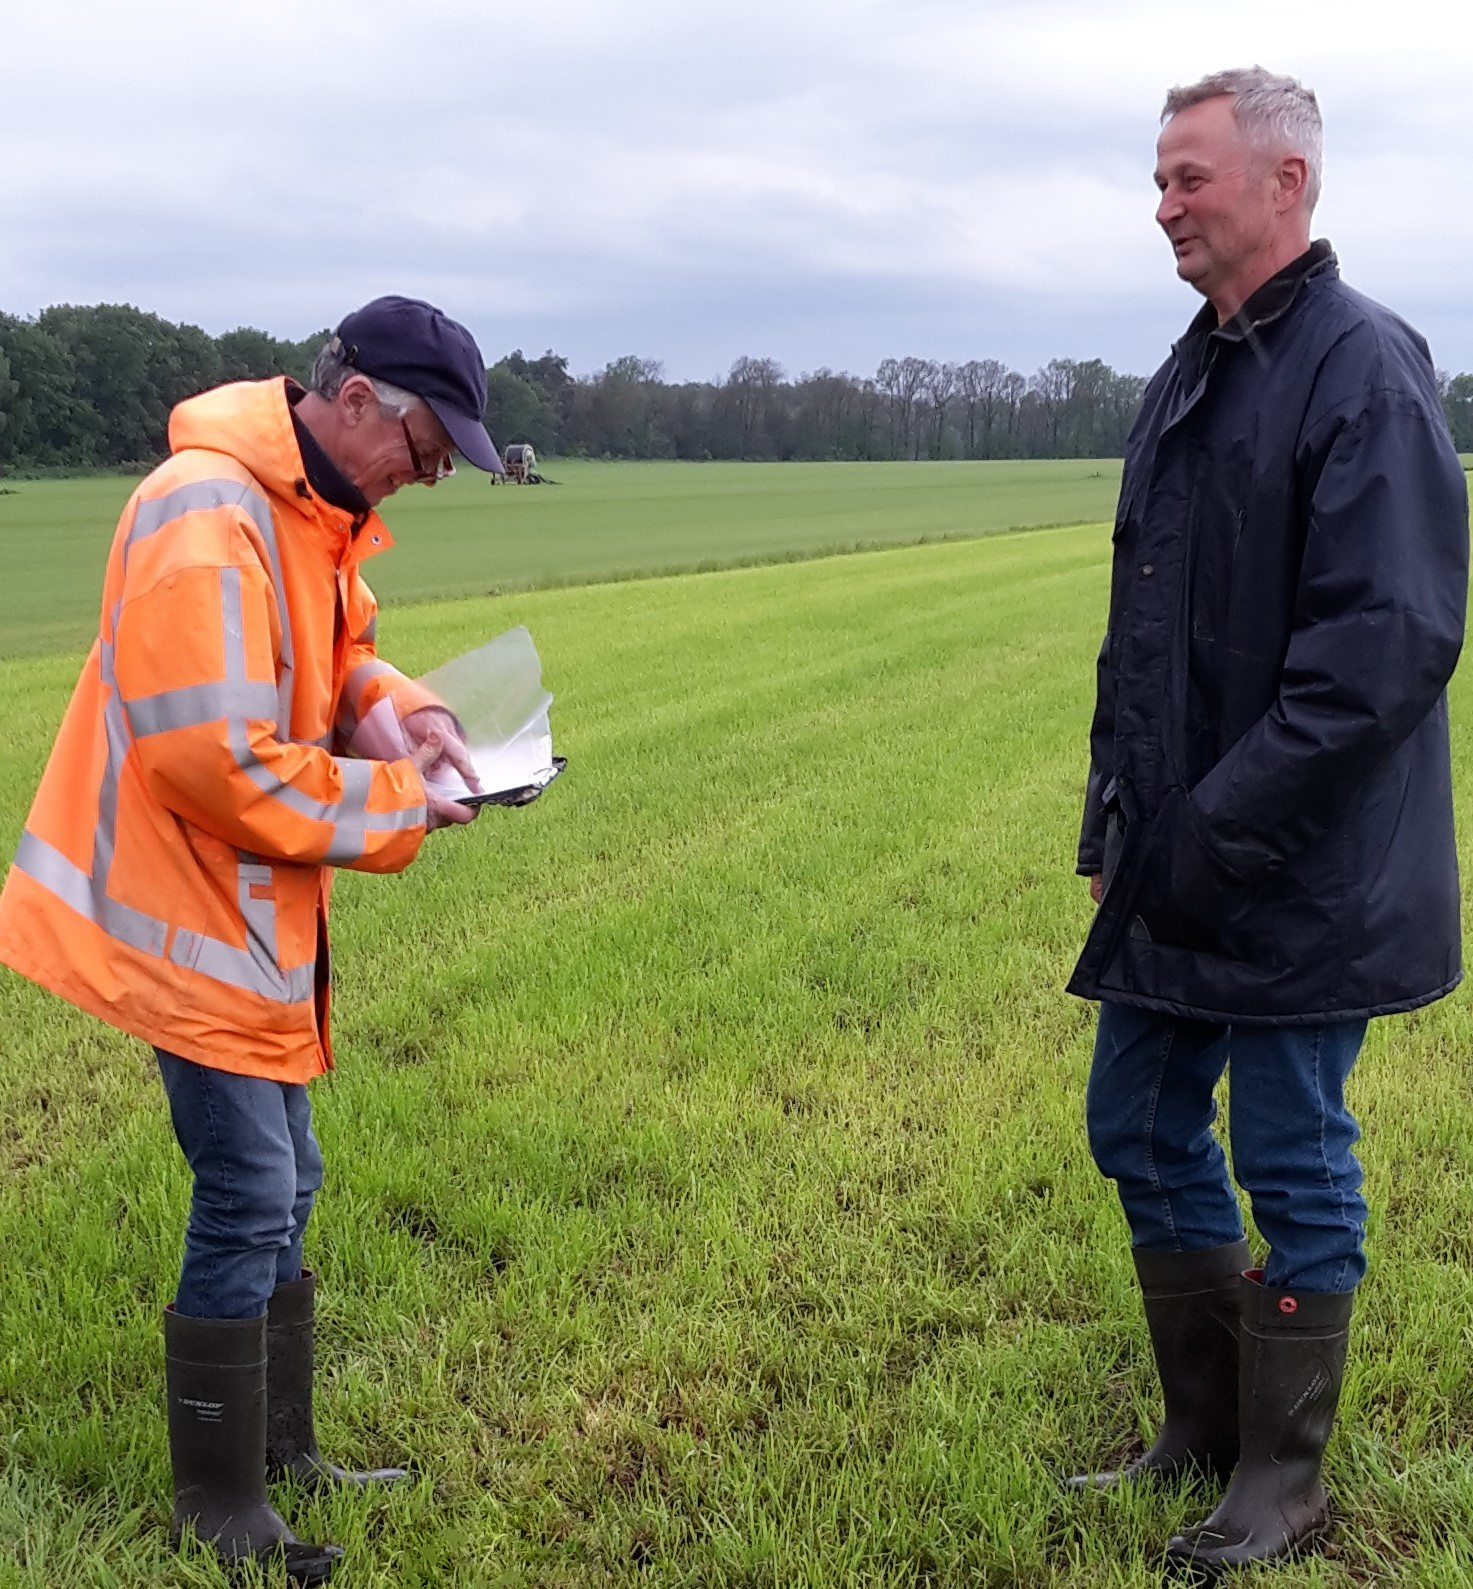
[1001,369,1027,451]
[955,360,986,458]
[874,358,903,456]
[953,358,1016,458]
[724,356,785,457]
[895,356,931,460]
[1029,358,1076,454]
[793,367,859,457]
[922,361,957,459]
[853,377,883,459]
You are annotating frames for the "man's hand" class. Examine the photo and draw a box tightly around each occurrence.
[1089,873,1104,905]
[410,732,478,830]
[402,706,483,796]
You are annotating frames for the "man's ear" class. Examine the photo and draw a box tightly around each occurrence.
[1275,154,1309,214]
[339,374,376,427]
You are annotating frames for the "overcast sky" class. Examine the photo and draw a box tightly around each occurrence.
[4,0,1470,383]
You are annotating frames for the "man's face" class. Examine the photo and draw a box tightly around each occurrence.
[1154,96,1282,302]
[336,379,455,507]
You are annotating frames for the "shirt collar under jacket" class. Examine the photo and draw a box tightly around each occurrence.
[287,381,371,521]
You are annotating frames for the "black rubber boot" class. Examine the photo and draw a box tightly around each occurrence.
[1165,1272,1353,1578]
[1069,1239,1251,1490]
[165,1306,342,1585]
[266,1271,412,1490]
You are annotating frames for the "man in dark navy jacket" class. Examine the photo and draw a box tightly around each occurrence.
[1067,67,1467,1574]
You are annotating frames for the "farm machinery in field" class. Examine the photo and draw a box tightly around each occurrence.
[499,443,548,484]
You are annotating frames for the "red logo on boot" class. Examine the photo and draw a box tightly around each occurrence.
[1279,1296,1299,1315]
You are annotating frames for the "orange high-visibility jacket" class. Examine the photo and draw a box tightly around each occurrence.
[0,378,441,1083]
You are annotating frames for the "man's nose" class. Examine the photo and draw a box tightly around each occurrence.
[1156,189,1183,226]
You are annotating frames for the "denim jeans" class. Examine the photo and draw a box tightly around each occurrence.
[1085,1001,1368,1293]
[156,1049,323,1320]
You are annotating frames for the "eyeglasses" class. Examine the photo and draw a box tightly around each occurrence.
[400,417,456,483]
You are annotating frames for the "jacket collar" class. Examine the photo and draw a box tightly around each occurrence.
[1181,239,1338,348]
[167,377,396,567]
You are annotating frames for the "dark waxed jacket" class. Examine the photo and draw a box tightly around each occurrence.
[1068,243,1469,1023]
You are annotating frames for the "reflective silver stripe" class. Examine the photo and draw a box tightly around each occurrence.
[240,758,424,835]
[219,569,423,858]
[321,761,374,865]
[356,614,378,645]
[124,476,295,738]
[335,657,396,738]
[94,617,171,956]
[13,832,169,957]
[18,816,313,1005]
[126,680,281,738]
[337,757,377,808]
[324,826,366,867]
[127,479,260,565]
[13,832,93,918]
[342,658,396,704]
[168,859,313,1004]
[316,798,427,866]
[170,932,315,1005]
[228,725,425,859]
[237,490,297,739]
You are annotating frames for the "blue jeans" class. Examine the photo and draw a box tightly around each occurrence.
[1085,1001,1368,1293]
[156,1050,323,1320]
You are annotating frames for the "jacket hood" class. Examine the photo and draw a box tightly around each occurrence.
[167,378,393,559]
[168,378,310,500]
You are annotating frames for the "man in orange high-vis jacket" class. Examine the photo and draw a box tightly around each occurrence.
[0,296,513,1586]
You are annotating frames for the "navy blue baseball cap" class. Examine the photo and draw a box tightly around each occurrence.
[332,295,503,474]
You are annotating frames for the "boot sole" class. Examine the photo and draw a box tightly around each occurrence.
[173,1530,341,1586]
[1164,1512,1333,1581]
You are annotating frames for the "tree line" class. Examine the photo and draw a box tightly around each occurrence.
[0,306,324,472]
[3,302,1472,474]
[485,350,1155,463]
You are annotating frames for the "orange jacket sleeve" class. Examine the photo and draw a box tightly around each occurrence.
[113,549,428,875]
[332,575,448,751]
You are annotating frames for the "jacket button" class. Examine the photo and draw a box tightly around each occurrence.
[1141,564,1154,576]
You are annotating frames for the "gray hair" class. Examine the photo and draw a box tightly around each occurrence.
[309,336,420,417]
[1163,66,1323,214]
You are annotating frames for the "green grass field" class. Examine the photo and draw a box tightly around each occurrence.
[0,460,1123,660]
[2,466,1473,1587]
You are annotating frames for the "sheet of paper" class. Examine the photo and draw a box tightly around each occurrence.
[345,628,558,800]
[423,720,555,799]
[418,627,557,798]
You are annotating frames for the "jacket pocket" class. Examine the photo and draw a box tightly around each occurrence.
[1130,790,1270,962]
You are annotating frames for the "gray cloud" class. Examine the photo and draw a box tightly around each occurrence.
[3,0,1469,382]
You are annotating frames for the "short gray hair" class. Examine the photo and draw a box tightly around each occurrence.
[309,336,420,417]
[1163,66,1323,214]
